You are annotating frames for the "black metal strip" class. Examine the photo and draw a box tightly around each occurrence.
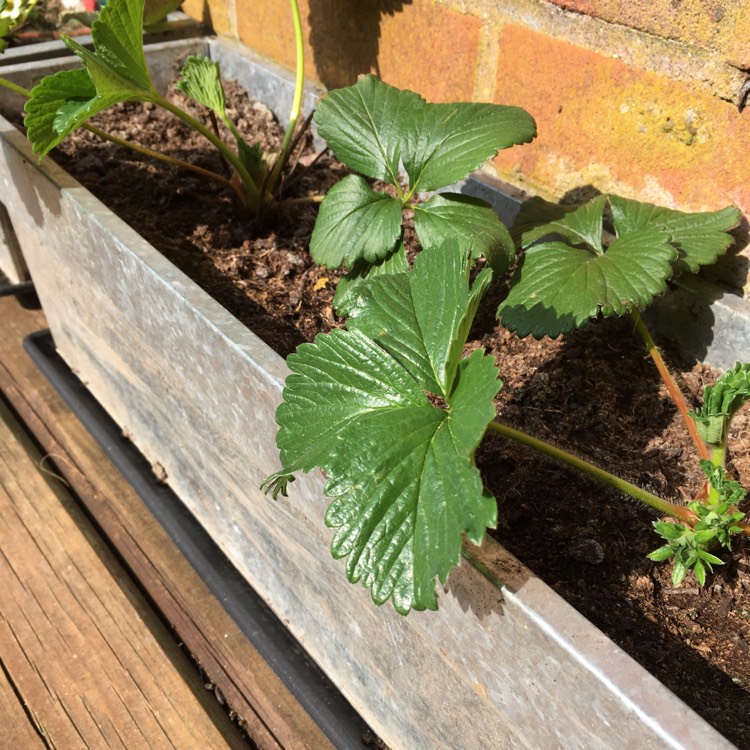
[0,279,34,297]
[23,329,374,750]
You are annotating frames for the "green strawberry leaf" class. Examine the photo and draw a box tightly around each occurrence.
[402,101,536,193]
[314,75,422,185]
[349,240,492,394]
[176,55,227,122]
[270,242,499,613]
[498,225,676,338]
[315,75,536,194]
[413,193,516,276]
[690,362,750,448]
[310,174,403,268]
[67,0,153,92]
[24,0,155,157]
[332,240,408,317]
[24,68,119,157]
[510,196,573,245]
[323,347,499,613]
[520,194,607,252]
[609,196,740,274]
[500,193,737,339]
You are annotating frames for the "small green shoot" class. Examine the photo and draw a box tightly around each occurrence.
[690,362,750,459]
[649,462,745,586]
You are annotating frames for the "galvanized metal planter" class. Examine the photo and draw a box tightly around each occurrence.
[0,38,740,749]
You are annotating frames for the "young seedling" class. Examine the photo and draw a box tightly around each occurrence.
[2,0,307,217]
[309,74,536,312]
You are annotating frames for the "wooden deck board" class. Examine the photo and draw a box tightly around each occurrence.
[0,658,46,750]
[0,396,250,749]
[0,296,334,750]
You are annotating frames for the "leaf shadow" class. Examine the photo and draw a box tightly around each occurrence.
[307,0,413,90]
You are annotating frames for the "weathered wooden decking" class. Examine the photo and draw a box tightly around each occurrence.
[0,295,333,749]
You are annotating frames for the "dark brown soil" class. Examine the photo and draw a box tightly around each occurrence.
[48,76,750,747]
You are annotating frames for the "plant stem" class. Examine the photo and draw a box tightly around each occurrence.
[0,76,30,98]
[630,308,710,461]
[486,419,699,524]
[83,123,243,202]
[152,93,260,207]
[265,0,305,199]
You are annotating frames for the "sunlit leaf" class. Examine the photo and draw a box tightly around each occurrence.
[315,74,536,193]
[413,193,516,276]
[269,243,499,613]
[310,174,403,268]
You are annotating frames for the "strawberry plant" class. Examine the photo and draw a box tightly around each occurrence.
[264,78,748,612]
[0,0,308,217]
[309,74,536,312]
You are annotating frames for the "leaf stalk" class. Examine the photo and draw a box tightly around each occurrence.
[630,307,710,461]
[486,418,698,524]
[83,123,243,201]
[0,75,30,98]
[265,0,305,200]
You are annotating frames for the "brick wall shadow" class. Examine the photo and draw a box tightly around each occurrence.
[307,0,412,89]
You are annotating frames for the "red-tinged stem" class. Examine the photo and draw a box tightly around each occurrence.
[630,308,710,461]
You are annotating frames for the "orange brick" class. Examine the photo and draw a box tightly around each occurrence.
[374,2,481,102]
[235,0,298,72]
[180,0,232,36]
[550,0,733,50]
[493,25,750,218]
[235,0,481,102]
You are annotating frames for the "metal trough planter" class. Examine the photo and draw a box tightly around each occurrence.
[0,37,739,749]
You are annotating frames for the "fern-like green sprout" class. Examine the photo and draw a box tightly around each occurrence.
[691,363,750,462]
[649,461,746,585]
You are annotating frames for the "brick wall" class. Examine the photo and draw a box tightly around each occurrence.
[181,0,750,284]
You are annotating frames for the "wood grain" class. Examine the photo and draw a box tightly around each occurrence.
[0,658,46,750]
[0,298,333,750]
[0,396,249,749]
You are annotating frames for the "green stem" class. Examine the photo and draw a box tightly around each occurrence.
[630,308,710,461]
[265,0,305,199]
[83,123,243,202]
[151,93,260,207]
[0,76,31,98]
[487,419,698,524]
